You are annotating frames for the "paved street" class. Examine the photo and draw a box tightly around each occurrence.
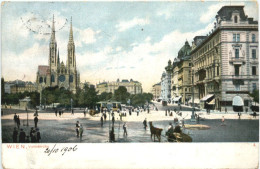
[1,103,259,143]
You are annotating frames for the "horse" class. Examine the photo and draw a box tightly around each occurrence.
[149,122,163,142]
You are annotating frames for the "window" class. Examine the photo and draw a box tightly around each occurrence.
[235,49,239,58]
[252,34,255,42]
[252,66,256,75]
[235,65,240,76]
[252,49,256,59]
[233,34,240,42]
[235,84,240,91]
[253,83,257,91]
[51,75,55,82]
[234,16,238,23]
[233,34,236,42]
[39,77,43,83]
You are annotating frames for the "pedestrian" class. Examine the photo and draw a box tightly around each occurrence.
[182,118,185,128]
[84,109,86,117]
[129,109,132,116]
[137,109,139,116]
[13,113,18,124]
[71,109,74,115]
[30,127,34,141]
[16,115,20,129]
[148,108,150,114]
[165,110,167,116]
[36,128,41,143]
[19,129,26,143]
[55,109,57,116]
[34,109,38,117]
[221,116,225,126]
[225,107,227,114]
[238,112,241,119]
[104,113,107,121]
[34,116,38,128]
[197,115,200,124]
[59,110,61,117]
[143,118,147,130]
[123,122,127,136]
[76,121,80,137]
[101,116,103,127]
[31,129,37,143]
[120,113,122,121]
[12,127,18,143]
[79,125,83,141]
[166,122,175,142]
[112,116,115,126]
[25,136,30,143]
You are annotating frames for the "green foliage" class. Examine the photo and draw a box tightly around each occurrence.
[98,92,113,101]
[78,84,98,108]
[130,92,153,107]
[1,78,4,104]
[249,89,259,103]
[113,86,130,104]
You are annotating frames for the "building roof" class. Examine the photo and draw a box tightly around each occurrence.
[217,6,246,21]
[177,41,191,59]
[122,79,129,83]
[38,65,50,75]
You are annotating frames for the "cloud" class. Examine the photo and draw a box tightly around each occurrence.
[200,3,225,23]
[115,17,150,32]
[2,43,48,81]
[75,27,100,46]
[157,6,174,19]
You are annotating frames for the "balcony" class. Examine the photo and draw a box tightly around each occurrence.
[229,57,245,65]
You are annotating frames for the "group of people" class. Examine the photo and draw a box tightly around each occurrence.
[13,113,21,128]
[55,109,64,117]
[13,127,41,143]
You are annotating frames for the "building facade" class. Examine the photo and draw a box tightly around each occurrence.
[170,41,193,104]
[96,79,142,95]
[152,82,161,100]
[191,6,258,110]
[161,60,172,102]
[36,16,80,93]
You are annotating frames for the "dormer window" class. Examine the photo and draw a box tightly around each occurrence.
[234,16,238,23]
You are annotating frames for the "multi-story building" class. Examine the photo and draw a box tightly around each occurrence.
[171,41,192,104]
[96,79,142,95]
[152,82,161,100]
[161,60,173,102]
[36,16,80,93]
[191,6,258,111]
[4,80,37,94]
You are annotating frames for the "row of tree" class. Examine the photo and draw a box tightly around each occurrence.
[1,83,153,109]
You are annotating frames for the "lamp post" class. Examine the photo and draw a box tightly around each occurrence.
[26,107,28,126]
[71,98,73,112]
[191,66,196,122]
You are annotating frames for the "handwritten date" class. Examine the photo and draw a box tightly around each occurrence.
[44,144,78,156]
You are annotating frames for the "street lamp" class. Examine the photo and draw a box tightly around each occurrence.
[191,65,196,122]
[71,98,73,112]
[26,107,28,126]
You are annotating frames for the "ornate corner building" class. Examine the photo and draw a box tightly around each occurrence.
[190,6,258,111]
[36,16,80,93]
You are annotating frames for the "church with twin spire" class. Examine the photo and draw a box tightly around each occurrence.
[36,16,80,93]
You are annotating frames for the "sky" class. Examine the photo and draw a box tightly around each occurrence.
[1,1,258,92]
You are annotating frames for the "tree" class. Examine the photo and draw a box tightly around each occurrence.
[78,84,98,108]
[249,89,259,103]
[1,78,4,104]
[98,92,113,101]
[114,86,130,104]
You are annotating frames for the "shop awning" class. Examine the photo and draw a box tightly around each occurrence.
[173,96,182,102]
[200,94,214,102]
[232,96,244,106]
[208,99,215,105]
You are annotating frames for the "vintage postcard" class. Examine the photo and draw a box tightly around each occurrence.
[1,1,259,168]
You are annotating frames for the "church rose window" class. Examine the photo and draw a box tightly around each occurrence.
[59,75,65,82]
[69,75,73,82]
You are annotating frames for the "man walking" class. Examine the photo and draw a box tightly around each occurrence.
[123,122,127,136]
[79,125,84,141]
[112,115,115,127]
[36,128,41,143]
[76,121,80,137]
[13,113,18,124]
[19,129,26,143]
[34,116,38,128]
[101,116,103,127]
[84,109,86,117]
[16,115,20,129]
[13,127,18,143]
[143,118,147,130]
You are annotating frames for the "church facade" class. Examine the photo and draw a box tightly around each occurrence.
[36,16,80,93]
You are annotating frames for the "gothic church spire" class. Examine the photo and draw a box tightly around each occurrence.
[69,16,74,44]
[51,15,56,42]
